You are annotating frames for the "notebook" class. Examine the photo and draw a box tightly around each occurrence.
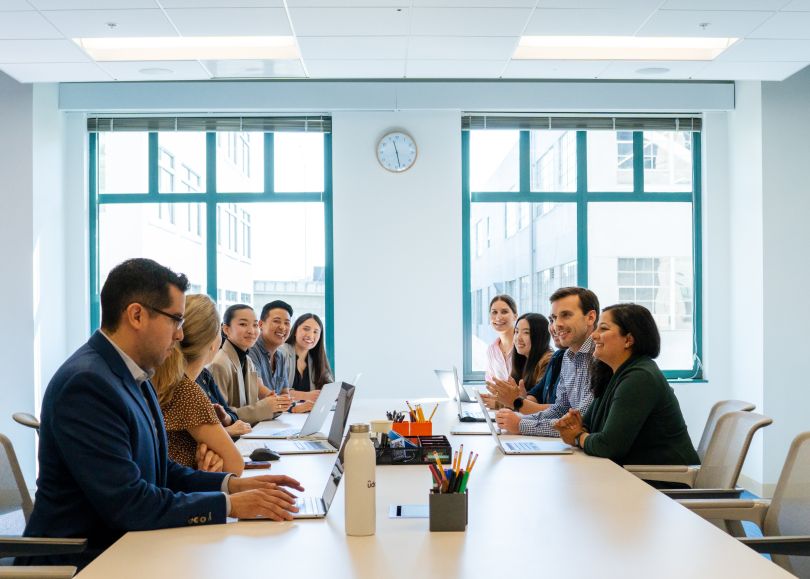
[477,398,572,455]
[242,382,341,439]
[266,382,355,454]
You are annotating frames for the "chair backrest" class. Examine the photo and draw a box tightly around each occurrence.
[693,411,772,489]
[764,431,810,577]
[696,400,756,462]
[12,413,40,434]
[0,433,34,535]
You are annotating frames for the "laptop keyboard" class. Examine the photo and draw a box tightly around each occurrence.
[462,410,484,420]
[506,441,539,451]
[295,496,322,515]
[270,428,297,437]
[295,440,328,451]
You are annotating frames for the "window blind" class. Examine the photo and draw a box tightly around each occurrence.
[462,114,701,132]
[87,115,332,133]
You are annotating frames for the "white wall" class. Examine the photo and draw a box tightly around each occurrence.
[332,111,461,398]
[0,71,36,483]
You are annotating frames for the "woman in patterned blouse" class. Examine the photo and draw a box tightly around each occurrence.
[153,294,245,475]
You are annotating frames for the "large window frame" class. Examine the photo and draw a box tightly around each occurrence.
[462,126,702,382]
[89,124,335,365]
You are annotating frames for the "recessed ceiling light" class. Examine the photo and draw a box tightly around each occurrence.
[74,36,299,62]
[636,66,670,75]
[139,67,174,76]
[513,36,738,61]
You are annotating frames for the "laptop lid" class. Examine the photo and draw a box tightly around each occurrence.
[454,366,475,403]
[326,382,356,449]
[320,438,347,512]
[297,381,341,437]
[478,397,505,449]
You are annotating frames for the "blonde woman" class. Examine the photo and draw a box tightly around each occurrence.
[153,294,245,476]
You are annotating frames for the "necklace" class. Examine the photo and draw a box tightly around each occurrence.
[499,340,512,357]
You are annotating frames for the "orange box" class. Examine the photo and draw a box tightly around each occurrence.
[391,421,433,437]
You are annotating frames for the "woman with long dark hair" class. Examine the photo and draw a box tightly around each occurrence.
[281,313,334,395]
[553,303,699,466]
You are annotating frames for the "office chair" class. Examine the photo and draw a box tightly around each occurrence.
[12,414,40,435]
[696,400,756,462]
[680,432,810,578]
[625,411,772,499]
[0,434,86,578]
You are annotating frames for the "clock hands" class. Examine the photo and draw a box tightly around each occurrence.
[393,141,401,166]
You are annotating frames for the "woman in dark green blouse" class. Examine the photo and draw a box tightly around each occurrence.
[553,303,699,466]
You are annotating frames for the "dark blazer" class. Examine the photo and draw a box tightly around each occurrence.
[527,348,566,404]
[22,331,228,569]
[196,367,239,425]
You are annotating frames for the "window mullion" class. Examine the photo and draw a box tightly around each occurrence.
[205,131,218,301]
[576,130,588,287]
[633,131,644,194]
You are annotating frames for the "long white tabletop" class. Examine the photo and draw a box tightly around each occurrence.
[77,398,793,579]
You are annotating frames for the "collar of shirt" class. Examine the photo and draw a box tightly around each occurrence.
[99,330,155,385]
[565,334,595,360]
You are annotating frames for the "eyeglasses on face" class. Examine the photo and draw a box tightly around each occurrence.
[142,304,185,329]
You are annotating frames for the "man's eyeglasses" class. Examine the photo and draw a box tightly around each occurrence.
[143,304,185,329]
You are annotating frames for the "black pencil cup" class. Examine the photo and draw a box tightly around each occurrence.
[428,490,468,532]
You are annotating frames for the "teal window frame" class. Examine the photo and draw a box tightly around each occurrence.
[89,130,336,367]
[462,129,703,382]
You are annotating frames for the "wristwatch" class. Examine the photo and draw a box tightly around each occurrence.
[574,432,584,448]
[513,397,525,411]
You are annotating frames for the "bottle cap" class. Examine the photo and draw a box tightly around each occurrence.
[349,423,370,434]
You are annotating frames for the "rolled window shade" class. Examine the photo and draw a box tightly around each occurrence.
[87,115,332,133]
[462,114,701,132]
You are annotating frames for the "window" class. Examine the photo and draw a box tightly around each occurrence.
[464,119,702,379]
[90,117,334,364]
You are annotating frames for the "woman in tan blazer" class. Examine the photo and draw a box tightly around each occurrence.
[210,304,291,426]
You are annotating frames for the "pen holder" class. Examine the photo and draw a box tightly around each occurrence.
[391,421,433,437]
[429,490,468,532]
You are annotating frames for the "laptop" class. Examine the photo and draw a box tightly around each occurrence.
[242,439,346,520]
[266,382,356,454]
[435,367,486,423]
[242,382,341,439]
[477,398,572,455]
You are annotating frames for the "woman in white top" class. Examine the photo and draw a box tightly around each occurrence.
[480,294,518,409]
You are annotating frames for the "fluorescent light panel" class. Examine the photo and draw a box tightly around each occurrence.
[514,36,738,61]
[74,36,299,61]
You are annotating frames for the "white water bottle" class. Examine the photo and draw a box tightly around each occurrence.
[344,423,376,536]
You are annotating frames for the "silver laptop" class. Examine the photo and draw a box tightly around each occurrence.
[242,382,341,439]
[435,367,485,422]
[477,398,572,455]
[268,382,355,455]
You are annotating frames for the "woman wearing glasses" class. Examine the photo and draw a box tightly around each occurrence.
[153,294,244,474]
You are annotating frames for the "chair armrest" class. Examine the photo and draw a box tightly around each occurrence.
[740,536,810,556]
[661,487,744,500]
[0,537,87,558]
[623,464,699,486]
[677,498,770,528]
[0,567,77,578]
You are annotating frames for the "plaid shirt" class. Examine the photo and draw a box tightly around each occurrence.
[519,335,595,437]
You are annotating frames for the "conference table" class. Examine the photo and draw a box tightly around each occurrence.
[76,397,793,579]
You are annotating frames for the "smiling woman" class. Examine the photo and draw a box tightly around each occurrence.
[281,313,334,393]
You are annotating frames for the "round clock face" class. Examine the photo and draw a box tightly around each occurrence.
[377,132,417,173]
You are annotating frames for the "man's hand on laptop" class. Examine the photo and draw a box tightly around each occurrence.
[228,475,306,520]
[495,409,521,434]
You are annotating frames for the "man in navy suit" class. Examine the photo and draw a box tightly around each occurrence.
[22,258,303,569]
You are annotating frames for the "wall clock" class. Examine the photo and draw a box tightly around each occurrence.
[376,131,417,173]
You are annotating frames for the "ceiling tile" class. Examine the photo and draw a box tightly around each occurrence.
[0,61,112,81]
[749,11,810,38]
[0,39,90,62]
[0,10,62,38]
[638,9,774,37]
[502,59,609,78]
[406,59,505,77]
[410,8,532,36]
[162,0,283,6]
[413,0,536,5]
[536,0,660,7]
[286,0,402,5]
[29,0,158,8]
[290,7,410,36]
[597,59,706,79]
[661,0,788,9]
[97,59,210,80]
[781,0,810,9]
[716,37,810,60]
[42,9,177,38]
[524,8,655,36]
[202,58,305,78]
[691,60,808,80]
[305,59,405,78]
[0,0,36,10]
[166,8,291,36]
[408,36,519,59]
[298,36,408,59]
